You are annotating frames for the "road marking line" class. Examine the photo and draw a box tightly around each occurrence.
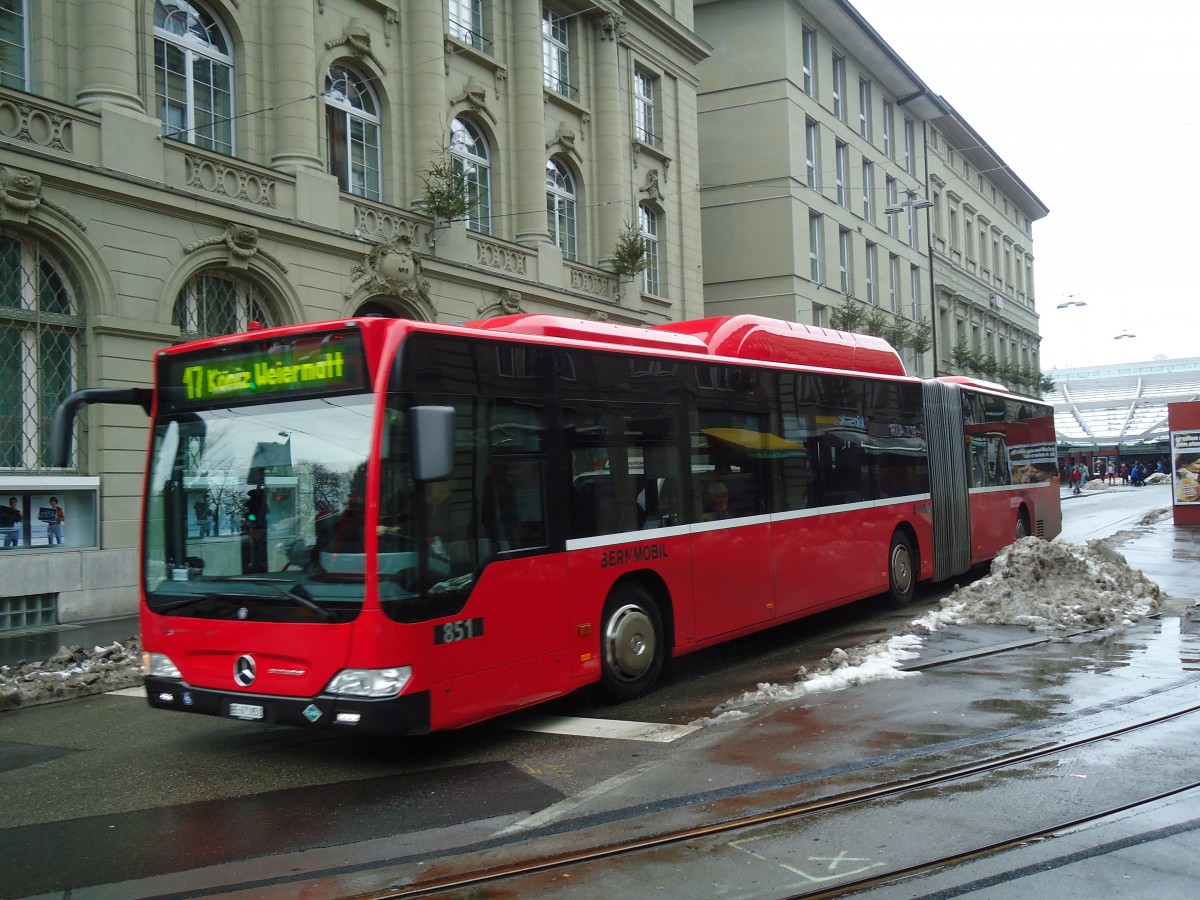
[494,760,664,836]
[106,687,146,698]
[508,714,698,743]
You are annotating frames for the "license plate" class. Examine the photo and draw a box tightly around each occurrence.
[228,702,264,720]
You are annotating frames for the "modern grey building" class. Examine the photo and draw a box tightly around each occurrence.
[694,0,1047,384]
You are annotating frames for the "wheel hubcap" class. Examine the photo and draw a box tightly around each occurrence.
[605,603,655,682]
[891,545,912,594]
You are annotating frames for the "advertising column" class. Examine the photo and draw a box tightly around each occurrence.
[1168,401,1200,527]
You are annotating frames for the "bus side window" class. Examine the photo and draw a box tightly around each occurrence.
[493,459,546,549]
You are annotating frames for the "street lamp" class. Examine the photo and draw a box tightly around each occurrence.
[883,188,933,215]
[884,188,935,374]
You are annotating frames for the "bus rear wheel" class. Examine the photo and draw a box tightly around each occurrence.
[1015,509,1031,540]
[886,531,916,609]
[599,584,664,703]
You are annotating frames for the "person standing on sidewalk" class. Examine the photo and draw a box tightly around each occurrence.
[1069,466,1082,495]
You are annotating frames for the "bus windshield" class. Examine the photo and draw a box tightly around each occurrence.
[144,394,376,623]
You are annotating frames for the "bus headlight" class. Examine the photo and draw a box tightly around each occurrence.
[326,666,412,698]
[143,652,181,678]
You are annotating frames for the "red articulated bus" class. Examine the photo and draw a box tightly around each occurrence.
[53,313,1060,735]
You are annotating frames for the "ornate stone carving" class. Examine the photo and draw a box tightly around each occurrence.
[640,168,665,202]
[325,19,384,71]
[184,223,286,271]
[0,97,74,152]
[599,12,628,41]
[185,154,277,207]
[587,310,610,322]
[0,166,85,228]
[475,239,530,276]
[450,77,498,124]
[547,123,581,162]
[477,289,525,318]
[353,204,422,244]
[569,264,616,300]
[345,235,432,308]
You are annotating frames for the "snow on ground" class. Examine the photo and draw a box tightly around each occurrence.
[0,638,141,711]
[695,534,1165,726]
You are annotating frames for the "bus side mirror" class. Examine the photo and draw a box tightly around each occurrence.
[411,406,455,482]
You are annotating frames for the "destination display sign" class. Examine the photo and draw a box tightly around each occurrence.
[159,328,369,410]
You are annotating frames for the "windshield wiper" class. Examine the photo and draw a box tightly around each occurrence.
[154,595,213,613]
[268,583,335,622]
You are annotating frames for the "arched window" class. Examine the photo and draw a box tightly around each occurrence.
[639,205,660,296]
[325,65,382,201]
[154,0,234,154]
[172,271,277,341]
[451,118,492,235]
[546,159,577,261]
[0,230,84,469]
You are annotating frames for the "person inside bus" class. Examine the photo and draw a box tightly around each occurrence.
[704,482,732,520]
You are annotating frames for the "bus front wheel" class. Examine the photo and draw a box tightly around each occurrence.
[886,531,916,609]
[599,584,664,703]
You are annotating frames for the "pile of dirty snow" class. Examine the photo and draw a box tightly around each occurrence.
[912,536,1161,632]
[696,536,1164,726]
[0,638,141,710]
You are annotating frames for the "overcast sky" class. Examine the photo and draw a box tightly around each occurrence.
[848,0,1199,370]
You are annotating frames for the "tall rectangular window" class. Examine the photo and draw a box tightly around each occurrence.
[910,264,921,321]
[861,159,874,223]
[802,25,816,97]
[838,227,852,295]
[448,0,485,51]
[903,117,915,175]
[832,53,845,121]
[883,99,894,159]
[858,78,872,141]
[0,0,28,89]
[806,119,820,188]
[634,69,658,146]
[640,205,660,295]
[542,8,573,99]
[889,253,900,313]
[865,242,877,305]
[965,212,975,259]
[835,141,848,207]
[885,177,898,237]
[907,203,917,249]
[809,213,823,284]
[812,303,827,328]
[979,220,989,271]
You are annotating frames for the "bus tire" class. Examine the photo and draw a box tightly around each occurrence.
[599,583,664,703]
[886,531,916,609]
[1015,508,1031,540]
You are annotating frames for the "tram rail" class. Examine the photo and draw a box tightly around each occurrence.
[368,698,1200,899]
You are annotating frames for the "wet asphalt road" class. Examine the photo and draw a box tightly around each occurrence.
[1,484,1195,898]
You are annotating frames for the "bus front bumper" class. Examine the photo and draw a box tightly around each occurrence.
[144,676,431,736]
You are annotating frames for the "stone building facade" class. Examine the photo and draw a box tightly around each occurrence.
[0,0,708,624]
[693,0,1047,382]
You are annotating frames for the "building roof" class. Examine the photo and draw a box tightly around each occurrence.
[1043,358,1200,448]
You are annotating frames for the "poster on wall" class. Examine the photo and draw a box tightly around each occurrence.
[1172,430,1200,504]
[1008,441,1059,484]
